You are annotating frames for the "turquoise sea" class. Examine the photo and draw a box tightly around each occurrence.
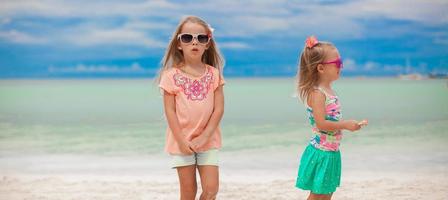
[0,78,447,155]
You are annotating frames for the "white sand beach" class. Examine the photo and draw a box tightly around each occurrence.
[1,144,447,200]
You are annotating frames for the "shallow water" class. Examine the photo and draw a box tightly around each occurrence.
[0,78,447,155]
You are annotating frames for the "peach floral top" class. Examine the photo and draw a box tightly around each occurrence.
[159,65,225,154]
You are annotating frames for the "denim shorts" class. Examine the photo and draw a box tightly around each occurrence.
[171,149,219,168]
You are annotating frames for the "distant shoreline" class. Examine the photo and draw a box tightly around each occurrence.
[0,75,446,81]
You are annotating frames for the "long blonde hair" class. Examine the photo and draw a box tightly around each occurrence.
[156,16,224,83]
[296,41,335,101]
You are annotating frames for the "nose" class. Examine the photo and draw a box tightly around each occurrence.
[191,37,198,45]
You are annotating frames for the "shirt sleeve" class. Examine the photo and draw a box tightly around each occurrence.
[159,69,176,94]
[213,68,225,91]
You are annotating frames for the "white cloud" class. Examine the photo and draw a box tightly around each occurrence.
[344,0,448,26]
[65,27,165,48]
[48,62,154,74]
[341,58,383,72]
[0,0,446,46]
[363,61,381,71]
[342,59,409,73]
[0,0,178,18]
[0,0,176,47]
[124,20,171,31]
[434,37,448,45]
[431,67,448,74]
[1,17,11,25]
[0,24,166,47]
[0,29,47,44]
[384,64,405,72]
[205,0,447,39]
[342,58,357,71]
[219,16,291,37]
[219,42,251,49]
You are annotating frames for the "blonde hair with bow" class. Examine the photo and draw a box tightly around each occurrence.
[296,37,335,101]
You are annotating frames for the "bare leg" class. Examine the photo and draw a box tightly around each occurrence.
[176,165,197,200]
[308,192,332,200]
[197,165,219,200]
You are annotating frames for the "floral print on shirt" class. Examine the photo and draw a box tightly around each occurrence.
[173,67,213,101]
[307,88,343,151]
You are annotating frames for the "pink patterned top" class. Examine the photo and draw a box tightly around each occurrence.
[159,65,225,154]
[307,87,343,151]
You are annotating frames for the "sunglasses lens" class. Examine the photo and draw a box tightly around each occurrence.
[180,34,193,43]
[197,34,209,43]
[338,59,343,69]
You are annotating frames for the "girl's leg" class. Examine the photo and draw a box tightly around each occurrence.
[197,165,219,200]
[176,165,198,200]
[308,192,332,200]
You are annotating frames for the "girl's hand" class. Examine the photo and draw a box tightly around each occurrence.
[190,131,212,151]
[358,119,368,127]
[343,120,361,132]
[179,140,195,155]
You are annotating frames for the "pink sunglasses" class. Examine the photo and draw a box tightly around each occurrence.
[321,58,343,69]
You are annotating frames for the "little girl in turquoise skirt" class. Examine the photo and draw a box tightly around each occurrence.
[295,36,368,200]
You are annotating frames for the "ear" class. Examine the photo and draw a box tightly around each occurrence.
[177,45,182,50]
[317,64,325,73]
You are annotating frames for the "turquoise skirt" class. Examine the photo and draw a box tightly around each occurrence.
[295,144,341,194]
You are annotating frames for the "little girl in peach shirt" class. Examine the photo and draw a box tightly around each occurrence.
[157,16,225,200]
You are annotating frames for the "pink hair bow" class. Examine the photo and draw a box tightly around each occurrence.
[207,23,214,38]
[305,35,319,48]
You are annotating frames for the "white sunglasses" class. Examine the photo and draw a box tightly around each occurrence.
[177,33,211,44]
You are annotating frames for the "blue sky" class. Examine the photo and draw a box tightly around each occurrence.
[0,0,447,78]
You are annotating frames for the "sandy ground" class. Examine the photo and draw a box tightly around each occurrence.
[1,145,447,200]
